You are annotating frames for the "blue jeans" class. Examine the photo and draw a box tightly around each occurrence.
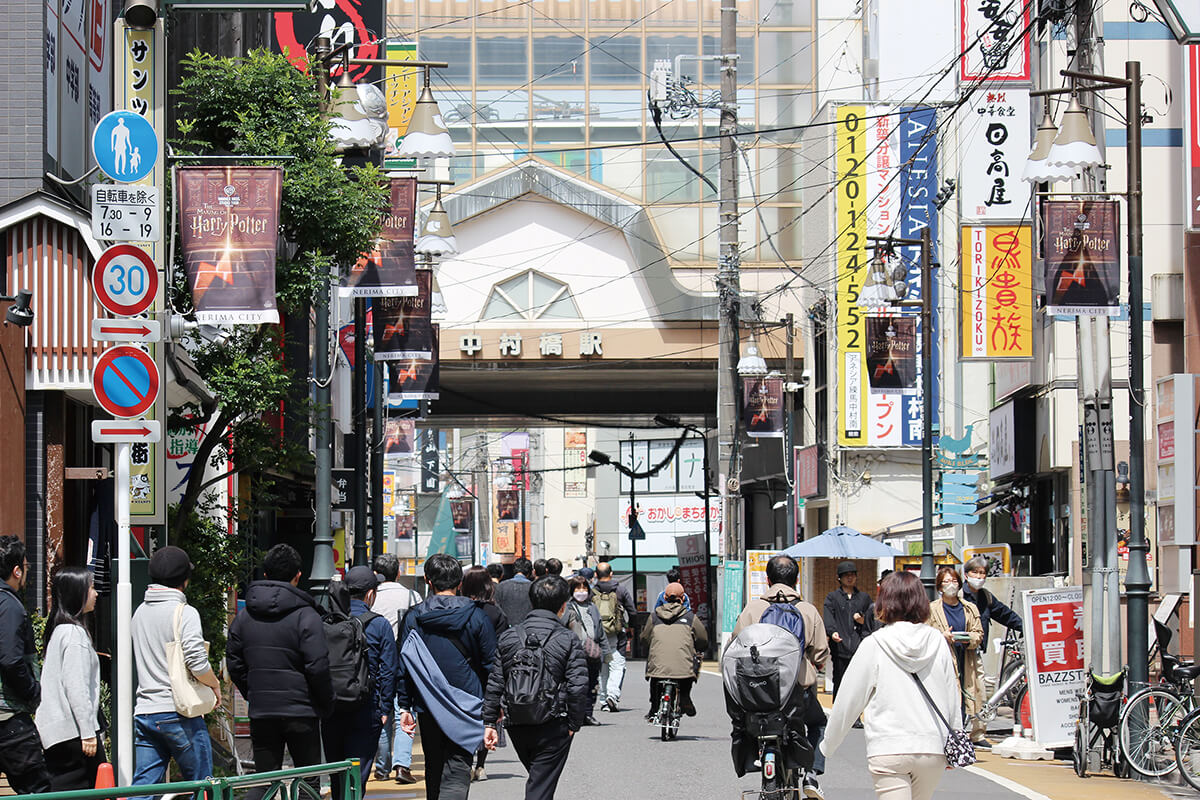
[375,698,414,773]
[131,712,213,798]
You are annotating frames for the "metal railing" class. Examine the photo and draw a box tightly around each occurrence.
[13,761,363,800]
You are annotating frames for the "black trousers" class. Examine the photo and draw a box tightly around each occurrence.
[585,658,601,714]
[322,707,382,800]
[0,713,51,794]
[419,712,473,800]
[247,717,323,800]
[44,736,106,791]
[507,719,574,800]
[648,677,695,713]
[831,657,853,699]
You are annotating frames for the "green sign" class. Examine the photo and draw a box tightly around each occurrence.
[722,561,745,634]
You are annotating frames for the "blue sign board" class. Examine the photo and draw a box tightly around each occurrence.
[92,111,158,184]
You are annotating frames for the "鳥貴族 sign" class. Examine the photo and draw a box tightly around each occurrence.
[959,224,1033,359]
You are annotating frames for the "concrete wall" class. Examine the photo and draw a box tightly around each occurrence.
[0,0,46,205]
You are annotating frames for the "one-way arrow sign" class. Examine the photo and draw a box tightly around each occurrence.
[91,318,161,343]
[91,419,162,444]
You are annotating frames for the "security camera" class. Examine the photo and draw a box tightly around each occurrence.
[122,0,158,29]
[800,368,812,387]
[3,289,33,328]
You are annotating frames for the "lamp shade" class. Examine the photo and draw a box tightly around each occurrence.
[737,339,768,377]
[858,251,896,307]
[415,197,458,256]
[1045,95,1103,170]
[1023,109,1075,183]
[396,85,456,159]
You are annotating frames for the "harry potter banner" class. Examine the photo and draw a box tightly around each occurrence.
[866,316,917,392]
[387,325,440,402]
[374,271,432,360]
[383,418,415,459]
[345,178,418,297]
[177,167,283,325]
[1042,200,1120,316]
[451,498,474,533]
[743,376,785,438]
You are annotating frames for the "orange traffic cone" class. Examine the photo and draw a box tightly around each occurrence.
[95,762,115,790]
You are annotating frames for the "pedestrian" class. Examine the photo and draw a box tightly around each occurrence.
[130,546,221,795]
[653,566,692,610]
[323,567,396,798]
[962,557,1021,745]
[495,557,534,625]
[576,566,594,586]
[0,536,50,795]
[732,554,829,800]
[371,553,422,785]
[462,565,509,782]
[927,566,985,747]
[37,567,105,790]
[396,553,497,800]
[563,575,605,725]
[641,582,707,719]
[546,558,563,576]
[227,544,333,799]
[533,559,549,578]
[487,563,505,584]
[483,576,588,800]
[865,570,893,634]
[823,561,873,701]
[822,571,960,800]
[593,561,636,712]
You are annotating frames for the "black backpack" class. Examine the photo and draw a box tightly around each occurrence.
[323,608,380,711]
[503,625,563,726]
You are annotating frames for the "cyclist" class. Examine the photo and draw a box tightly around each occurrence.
[962,556,1023,746]
[732,554,829,800]
[641,583,707,720]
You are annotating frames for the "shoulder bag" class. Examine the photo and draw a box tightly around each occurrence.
[908,672,977,768]
[166,604,217,718]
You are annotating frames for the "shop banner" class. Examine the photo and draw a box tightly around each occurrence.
[384,42,419,170]
[177,166,283,324]
[386,325,440,401]
[960,89,1031,222]
[675,533,710,625]
[1042,200,1120,316]
[374,270,431,360]
[564,429,588,497]
[865,316,917,393]
[960,0,1031,83]
[722,561,745,635]
[960,224,1033,359]
[451,498,474,533]
[1022,586,1084,747]
[743,376,785,438]
[837,105,939,447]
[345,177,418,297]
[383,417,416,460]
[420,428,440,493]
[1188,45,1200,231]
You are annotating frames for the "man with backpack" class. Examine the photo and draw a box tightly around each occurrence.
[396,554,497,800]
[733,554,829,800]
[482,575,588,800]
[371,553,422,784]
[321,566,396,798]
[227,544,333,799]
[592,562,636,712]
[641,582,707,718]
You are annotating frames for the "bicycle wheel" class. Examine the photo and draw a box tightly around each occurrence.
[1074,697,1089,778]
[660,684,674,741]
[1176,710,1200,790]
[1120,687,1186,778]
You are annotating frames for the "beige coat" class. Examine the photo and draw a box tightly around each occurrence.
[732,583,829,689]
[928,597,985,724]
[641,601,708,679]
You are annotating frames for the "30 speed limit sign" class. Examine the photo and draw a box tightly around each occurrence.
[92,245,159,317]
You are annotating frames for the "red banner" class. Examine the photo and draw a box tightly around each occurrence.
[346,177,418,297]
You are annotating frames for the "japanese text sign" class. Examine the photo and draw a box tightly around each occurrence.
[960,0,1032,83]
[960,224,1033,359]
[1022,586,1084,747]
[960,89,1031,222]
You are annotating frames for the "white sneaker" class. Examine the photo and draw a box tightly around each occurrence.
[475,767,487,781]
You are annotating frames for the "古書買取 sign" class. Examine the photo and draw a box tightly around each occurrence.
[1022,586,1085,747]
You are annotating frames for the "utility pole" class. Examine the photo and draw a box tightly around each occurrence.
[784,313,797,547]
[717,0,742,562]
[311,35,336,595]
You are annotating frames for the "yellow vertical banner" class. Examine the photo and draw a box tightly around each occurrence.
[959,224,1033,360]
[836,106,868,446]
[384,43,419,170]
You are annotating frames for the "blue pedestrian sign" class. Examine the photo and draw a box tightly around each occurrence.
[92,111,158,184]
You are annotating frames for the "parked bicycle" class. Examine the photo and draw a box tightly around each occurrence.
[976,632,1029,729]
[1118,621,1200,778]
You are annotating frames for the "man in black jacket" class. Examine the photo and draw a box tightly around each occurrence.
[0,536,49,794]
[822,561,873,701]
[483,576,587,800]
[494,557,534,625]
[397,554,497,800]
[962,557,1023,643]
[228,544,333,798]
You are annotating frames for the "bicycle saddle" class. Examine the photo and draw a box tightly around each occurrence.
[1173,662,1200,682]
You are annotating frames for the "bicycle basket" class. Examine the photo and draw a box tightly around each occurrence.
[1087,670,1124,729]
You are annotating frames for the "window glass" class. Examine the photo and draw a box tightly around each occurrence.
[758,31,813,84]
[589,89,642,121]
[477,37,529,84]
[476,0,530,26]
[532,90,588,120]
[644,35,697,77]
[534,36,587,84]
[650,206,702,261]
[477,89,530,123]
[418,36,472,84]
[759,0,813,25]
[590,36,642,84]
[758,90,813,143]
[646,148,702,203]
[696,35,755,83]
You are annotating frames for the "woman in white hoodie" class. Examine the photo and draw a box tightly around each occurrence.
[821,571,961,800]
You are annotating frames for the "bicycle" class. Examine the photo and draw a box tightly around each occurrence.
[976,637,1027,726]
[1072,670,1128,778]
[1118,621,1200,778]
[757,733,799,800]
[650,678,682,741]
[994,630,1025,710]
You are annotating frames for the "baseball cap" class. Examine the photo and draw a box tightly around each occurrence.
[345,565,379,593]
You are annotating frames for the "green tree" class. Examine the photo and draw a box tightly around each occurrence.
[169,49,386,534]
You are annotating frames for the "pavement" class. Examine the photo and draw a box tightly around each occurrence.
[360,660,1181,800]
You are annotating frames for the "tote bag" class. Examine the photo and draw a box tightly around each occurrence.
[166,604,217,718]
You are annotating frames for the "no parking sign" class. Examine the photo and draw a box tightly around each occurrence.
[92,345,160,419]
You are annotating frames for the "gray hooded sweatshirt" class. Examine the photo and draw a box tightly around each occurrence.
[131,585,213,715]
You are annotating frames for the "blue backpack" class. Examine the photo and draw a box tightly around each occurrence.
[759,599,806,653]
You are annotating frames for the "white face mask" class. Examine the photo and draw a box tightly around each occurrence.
[573,590,589,603]
[966,576,985,590]
[941,583,960,598]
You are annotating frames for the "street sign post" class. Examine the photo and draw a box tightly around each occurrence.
[92,345,161,419]
[93,245,159,317]
[91,185,161,242]
[91,318,161,343]
[91,419,162,443]
[92,110,158,183]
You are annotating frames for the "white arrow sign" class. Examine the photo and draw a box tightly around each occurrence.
[91,419,162,444]
[91,318,161,343]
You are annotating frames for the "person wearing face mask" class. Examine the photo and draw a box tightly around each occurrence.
[563,576,606,726]
[961,557,1021,747]
[927,566,986,749]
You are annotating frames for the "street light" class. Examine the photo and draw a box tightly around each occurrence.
[416,183,458,257]
[736,338,768,377]
[1022,105,1076,183]
[1045,93,1104,171]
[396,67,457,160]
